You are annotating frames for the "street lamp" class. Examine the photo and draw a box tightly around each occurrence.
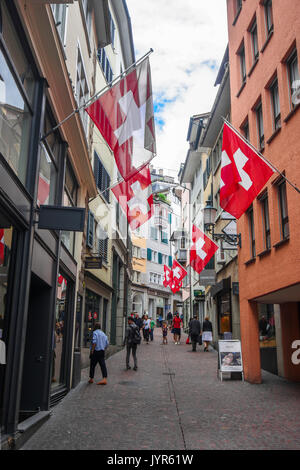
[202,201,241,248]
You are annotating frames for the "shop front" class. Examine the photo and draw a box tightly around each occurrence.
[210,278,233,339]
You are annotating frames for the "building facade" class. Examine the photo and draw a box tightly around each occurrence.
[226,0,300,383]
[0,0,134,447]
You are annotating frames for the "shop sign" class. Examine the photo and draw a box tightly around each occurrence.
[38,206,85,231]
[218,340,244,381]
[85,257,103,269]
[194,290,205,298]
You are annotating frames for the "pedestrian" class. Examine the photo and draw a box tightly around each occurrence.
[88,322,109,385]
[202,316,213,352]
[141,314,146,340]
[189,315,201,352]
[124,316,140,370]
[162,321,168,345]
[143,314,151,344]
[149,317,155,341]
[172,312,183,344]
[158,313,163,327]
[167,311,173,328]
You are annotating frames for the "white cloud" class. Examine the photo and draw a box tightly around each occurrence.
[126,0,228,175]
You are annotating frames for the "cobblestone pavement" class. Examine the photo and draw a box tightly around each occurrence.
[22,330,300,450]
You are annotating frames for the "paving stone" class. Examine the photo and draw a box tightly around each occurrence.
[21,331,300,450]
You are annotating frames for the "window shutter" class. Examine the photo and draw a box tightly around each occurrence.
[147,248,152,261]
[168,256,172,268]
[94,152,100,188]
[141,248,147,259]
[158,252,162,264]
[168,213,172,224]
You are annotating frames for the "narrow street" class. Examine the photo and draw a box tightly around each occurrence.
[22,332,300,451]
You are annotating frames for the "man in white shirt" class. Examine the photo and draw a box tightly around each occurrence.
[88,322,109,385]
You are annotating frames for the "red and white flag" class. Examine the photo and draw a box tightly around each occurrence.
[85,57,156,181]
[190,225,219,274]
[0,229,4,265]
[163,265,173,288]
[171,260,187,293]
[220,122,275,219]
[111,165,153,230]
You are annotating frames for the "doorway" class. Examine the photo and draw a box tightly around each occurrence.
[19,273,53,420]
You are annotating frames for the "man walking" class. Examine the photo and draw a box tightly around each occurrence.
[125,316,140,370]
[88,322,109,385]
[189,315,201,352]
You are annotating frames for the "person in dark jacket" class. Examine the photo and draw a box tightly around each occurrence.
[202,316,213,352]
[124,317,139,370]
[189,315,201,351]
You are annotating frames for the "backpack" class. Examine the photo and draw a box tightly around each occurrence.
[131,325,141,345]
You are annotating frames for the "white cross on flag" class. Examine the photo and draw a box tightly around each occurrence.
[111,165,153,230]
[220,122,275,219]
[0,229,4,266]
[190,225,219,274]
[170,260,187,293]
[85,57,156,181]
[163,265,173,288]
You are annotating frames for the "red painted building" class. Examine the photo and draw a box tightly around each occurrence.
[226,0,300,383]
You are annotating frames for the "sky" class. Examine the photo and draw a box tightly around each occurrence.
[126,0,229,178]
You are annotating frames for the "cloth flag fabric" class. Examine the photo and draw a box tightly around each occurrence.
[220,122,275,219]
[190,225,219,274]
[163,265,173,288]
[111,165,153,230]
[170,260,187,293]
[85,57,156,181]
[0,229,4,265]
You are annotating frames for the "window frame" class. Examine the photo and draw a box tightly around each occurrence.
[286,49,300,110]
[247,205,256,258]
[264,0,273,36]
[260,193,271,250]
[278,180,289,240]
[255,101,265,150]
[238,42,247,85]
[250,19,259,62]
[269,77,281,130]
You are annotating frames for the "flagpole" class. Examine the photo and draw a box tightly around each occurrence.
[40,48,154,142]
[222,117,300,195]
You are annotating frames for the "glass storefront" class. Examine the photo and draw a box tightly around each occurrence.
[217,292,232,337]
[51,273,68,389]
[0,224,13,428]
[84,289,101,347]
[258,304,277,375]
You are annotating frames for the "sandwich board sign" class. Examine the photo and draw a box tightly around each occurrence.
[218,339,244,382]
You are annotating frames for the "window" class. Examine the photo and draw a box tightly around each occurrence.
[287,50,300,110]
[81,0,92,38]
[61,160,78,254]
[150,226,158,240]
[161,231,168,244]
[87,210,94,249]
[37,143,58,206]
[278,180,289,239]
[238,43,246,84]
[51,4,68,46]
[270,78,281,130]
[76,46,89,136]
[0,3,36,185]
[250,20,259,62]
[264,0,273,36]
[97,48,113,84]
[94,151,110,202]
[247,205,256,258]
[261,194,271,250]
[256,101,264,149]
[241,119,249,141]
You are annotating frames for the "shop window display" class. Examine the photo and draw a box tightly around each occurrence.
[0,225,12,427]
[84,290,101,347]
[258,304,276,348]
[51,273,68,389]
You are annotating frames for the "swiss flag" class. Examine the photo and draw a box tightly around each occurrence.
[220,122,275,219]
[171,260,187,293]
[190,225,219,274]
[163,265,173,288]
[0,229,4,266]
[85,57,156,181]
[111,165,153,230]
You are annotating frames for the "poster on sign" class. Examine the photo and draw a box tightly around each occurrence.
[218,340,244,381]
